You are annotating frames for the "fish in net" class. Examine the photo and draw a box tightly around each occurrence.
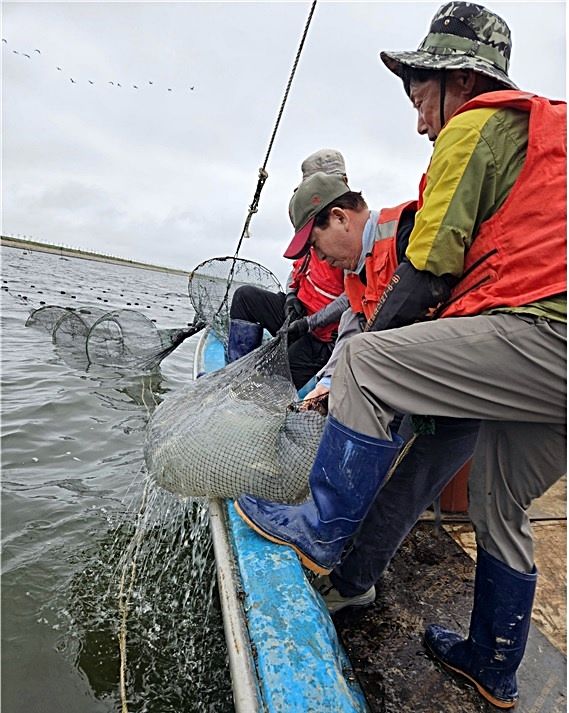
[144,329,325,503]
[188,256,282,343]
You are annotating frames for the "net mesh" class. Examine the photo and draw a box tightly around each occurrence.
[52,307,109,349]
[25,305,74,331]
[144,330,325,503]
[86,309,192,370]
[26,304,197,372]
[24,258,280,372]
[188,256,281,343]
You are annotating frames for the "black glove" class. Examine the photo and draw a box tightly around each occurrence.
[285,292,306,321]
[367,259,453,332]
[287,317,309,343]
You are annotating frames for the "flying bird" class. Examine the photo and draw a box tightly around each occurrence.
[57,66,62,71]
[2,39,7,43]
[190,86,195,90]
[133,84,138,89]
[167,88,172,92]
[108,81,114,85]
[88,80,94,84]
[117,83,122,87]
[23,53,31,58]
[70,78,76,83]
[34,48,41,53]
[148,80,153,85]
[12,50,19,54]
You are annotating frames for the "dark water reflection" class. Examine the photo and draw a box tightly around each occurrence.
[1,247,233,712]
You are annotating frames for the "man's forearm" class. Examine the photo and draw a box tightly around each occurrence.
[306,294,349,331]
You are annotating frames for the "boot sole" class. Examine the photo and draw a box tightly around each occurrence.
[425,640,517,709]
[233,501,332,575]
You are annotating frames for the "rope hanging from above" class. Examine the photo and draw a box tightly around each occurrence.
[216,0,318,321]
[236,0,318,255]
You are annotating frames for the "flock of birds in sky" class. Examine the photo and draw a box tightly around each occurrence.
[2,38,196,92]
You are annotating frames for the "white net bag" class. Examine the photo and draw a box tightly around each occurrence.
[144,330,325,503]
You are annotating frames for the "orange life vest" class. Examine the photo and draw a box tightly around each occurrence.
[438,91,567,318]
[290,248,345,342]
[345,201,417,320]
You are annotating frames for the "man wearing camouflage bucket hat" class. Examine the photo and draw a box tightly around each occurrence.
[235,3,566,708]
[381,0,518,89]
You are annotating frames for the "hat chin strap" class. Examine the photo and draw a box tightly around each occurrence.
[439,72,447,133]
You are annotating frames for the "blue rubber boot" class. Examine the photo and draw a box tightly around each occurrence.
[234,416,404,574]
[424,546,537,709]
[227,319,263,362]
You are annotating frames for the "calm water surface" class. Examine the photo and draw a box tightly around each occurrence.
[1,246,233,712]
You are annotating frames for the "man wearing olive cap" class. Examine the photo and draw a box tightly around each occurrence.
[236,3,567,708]
[227,149,349,390]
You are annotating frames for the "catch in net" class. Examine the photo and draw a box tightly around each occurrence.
[144,329,325,503]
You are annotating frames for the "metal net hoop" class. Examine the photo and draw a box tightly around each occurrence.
[25,305,74,331]
[188,256,282,342]
[52,308,108,350]
[86,309,164,368]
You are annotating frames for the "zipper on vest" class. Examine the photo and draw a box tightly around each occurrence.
[437,274,492,316]
[460,247,498,280]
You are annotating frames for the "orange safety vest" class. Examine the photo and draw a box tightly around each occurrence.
[345,201,417,320]
[290,248,345,342]
[438,91,567,318]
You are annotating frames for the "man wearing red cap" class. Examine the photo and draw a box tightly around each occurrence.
[227,149,348,391]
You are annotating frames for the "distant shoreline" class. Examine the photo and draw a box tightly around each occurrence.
[1,236,189,276]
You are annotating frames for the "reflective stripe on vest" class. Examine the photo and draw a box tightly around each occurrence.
[292,248,345,342]
[345,200,417,321]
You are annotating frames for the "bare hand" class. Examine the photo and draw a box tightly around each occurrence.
[298,383,330,413]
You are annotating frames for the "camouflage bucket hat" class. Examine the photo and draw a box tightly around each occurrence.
[380,1,518,90]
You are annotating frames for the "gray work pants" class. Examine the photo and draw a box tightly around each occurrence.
[329,313,566,573]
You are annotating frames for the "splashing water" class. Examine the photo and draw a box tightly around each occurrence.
[51,475,232,713]
[2,246,233,712]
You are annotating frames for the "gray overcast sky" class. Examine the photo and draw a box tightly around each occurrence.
[3,1,566,286]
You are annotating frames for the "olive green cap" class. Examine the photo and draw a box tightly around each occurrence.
[284,172,350,259]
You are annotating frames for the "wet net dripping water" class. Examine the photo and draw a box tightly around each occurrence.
[48,468,232,713]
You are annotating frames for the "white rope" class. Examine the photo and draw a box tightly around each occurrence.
[117,374,158,712]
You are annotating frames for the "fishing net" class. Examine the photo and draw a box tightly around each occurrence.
[86,309,197,370]
[24,257,280,372]
[188,256,282,343]
[25,303,198,371]
[25,305,74,331]
[52,307,109,349]
[144,329,325,503]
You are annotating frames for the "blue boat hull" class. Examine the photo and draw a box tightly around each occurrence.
[194,328,368,712]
